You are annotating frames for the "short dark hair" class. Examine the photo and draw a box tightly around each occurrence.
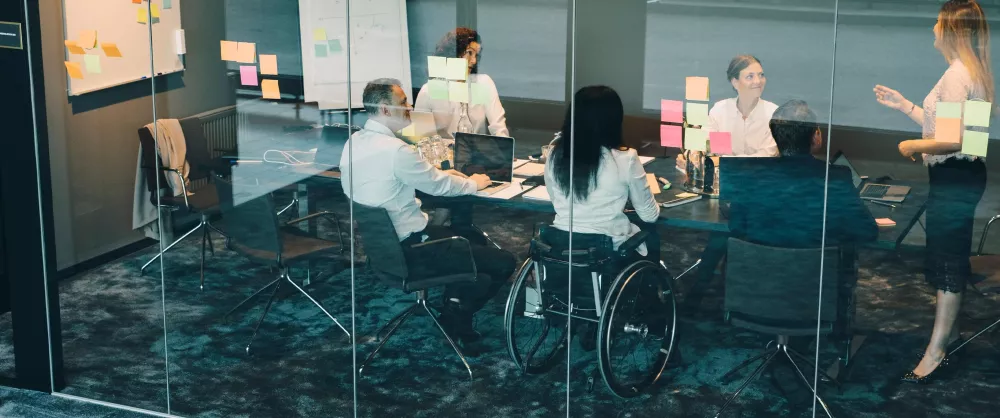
[435,27,482,73]
[769,100,818,156]
[726,55,762,88]
[362,78,402,115]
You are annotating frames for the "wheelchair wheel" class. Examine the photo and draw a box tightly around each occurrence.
[597,260,677,398]
[504,259,568,374]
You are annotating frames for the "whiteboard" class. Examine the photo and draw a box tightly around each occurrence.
[63,0,185,96]
[299,0,412,109]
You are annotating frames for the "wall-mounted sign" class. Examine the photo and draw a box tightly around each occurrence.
[0,21,23,50]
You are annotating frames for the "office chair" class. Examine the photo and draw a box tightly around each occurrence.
[352,203,479,379]
[215,177,349,354]
[955,214,1000,355]
[716,238,840,418]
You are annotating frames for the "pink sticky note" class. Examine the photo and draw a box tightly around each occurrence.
[709,131,732,155]
[876,218,896,227]
[661,99,683,123]
[239,65,258,86]
[660,125,682,148]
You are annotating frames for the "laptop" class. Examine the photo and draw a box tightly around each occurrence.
[832,152,910,203]
[453,132,515,195]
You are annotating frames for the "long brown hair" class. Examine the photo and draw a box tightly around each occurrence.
[939,0,995,101]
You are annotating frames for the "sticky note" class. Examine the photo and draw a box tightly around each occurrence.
[686,76,709,101]
[936,102,962,119]
[875,218,896,227]
[328,39,343,53]
[101,43,122,58]
[686,102,709,126]
[84,55,101,74]
[313,44,328,57]
[64,61,83,79]
[239,65,258,86]
[471,83,490,105]
[449,81,469,103]
[935,117,961,143]
[428,79,448,100]
[150,4,160,19]
[964,101,992,127]
[79,30,97,49]
[164,0,173,9]
[137,8,148,24]
[261,79,280,99]
[64,40,85,55]
[684,128,708,151]
[313,29,327,42]
[446,57,467,81]
[428,56,447,78]
[259,54,278,75]
[709,131,732,155]
[660,125,682,148]
[133,0,142,4]
[645,173,662,195]
[236,42,256,63]
[220,41,238,61]
[962,130,989,157]
[661,99,683,123]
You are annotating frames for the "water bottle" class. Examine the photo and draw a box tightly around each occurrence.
[457,103,473,134]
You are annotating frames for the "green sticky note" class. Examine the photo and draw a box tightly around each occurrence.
[684,128,708,152]
[328,39,342,53]
[686,102,709,126]
[964,100,992,127]
[84,54,101,74]
[962,130,989,157]
[936,102,962,119]
[428,79,448,100]
[314,43,327,58]
[164,0,173,9]
[470,83,490,105]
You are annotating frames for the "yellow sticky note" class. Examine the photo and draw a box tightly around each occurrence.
[64,40,85,55]
[84,55,101,74]
[686,76,710,101]
[220,41,238,61]
[137,8,148,24]
[313,29,327,42]
[428,79,448,100]
[964,101,992,128]
[151,4,160,19]
[261,79,281,99]
[645,173,662,195]
[686,102,709,126]
[428,56,447,78]
[79,30,97,49]
[236,42,256,64]
[446,57,468,81]
[64,61,83,79]
[936,117,961,143]
[684,127,708,151]
[101,42,122,58]
[449,81,469,103]
[962,130,989,157]
[259,54,278,75]
[676,192,698,198]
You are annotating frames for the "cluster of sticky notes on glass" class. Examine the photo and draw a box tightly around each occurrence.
[935,100,993,156]
[686,76,709,102]
[220,41,256,63]
[312,28,343,57]
[709,131,732,155]
[661,99,683,124]
[684,128,708,152]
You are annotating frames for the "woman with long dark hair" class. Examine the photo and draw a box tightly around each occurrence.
[874,0,992,383]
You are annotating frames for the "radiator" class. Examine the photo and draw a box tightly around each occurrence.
[186,105,238,190]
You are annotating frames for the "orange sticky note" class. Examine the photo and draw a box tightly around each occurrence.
[236,42,256,64]
[132,0,142,3]
[686,76,710,101]
[64,40,85,55]
[64,61,83,79]
[876,218,896,227]
[935,117,961,143]
[79,30,97,48]
[220,41,238,61]
[259,54,278,75]
[261,79,281,99]
[101,43,122,58]
[645,173,662,195]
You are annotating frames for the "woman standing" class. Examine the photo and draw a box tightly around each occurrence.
[874,0,992,383]
[707,54,780,157]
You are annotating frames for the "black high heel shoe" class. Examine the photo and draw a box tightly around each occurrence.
[901,354,956,384]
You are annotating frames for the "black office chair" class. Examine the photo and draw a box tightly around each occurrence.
[955,214,1000,355]
[138,122,230,289]
[215,177,349,354]
[353,203,478,379]
[716,238,840,418]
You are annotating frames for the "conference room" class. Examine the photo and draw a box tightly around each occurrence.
[3,0,1000,417]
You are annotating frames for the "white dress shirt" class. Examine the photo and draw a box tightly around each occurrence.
[921,59,987,166]
[414,73,510,139]
[544,147,660,254]
[707,97,779,157]
[340,120,479,241]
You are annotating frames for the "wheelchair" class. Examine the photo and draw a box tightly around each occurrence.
[503,225,679,398]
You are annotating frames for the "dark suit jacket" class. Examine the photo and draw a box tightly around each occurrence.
[727,155,878,248]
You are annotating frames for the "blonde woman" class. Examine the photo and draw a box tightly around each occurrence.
[874,0,992,383]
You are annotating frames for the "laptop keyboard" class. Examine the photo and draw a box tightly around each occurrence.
[861,184,889,198]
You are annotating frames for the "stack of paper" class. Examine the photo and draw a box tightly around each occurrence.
[477,178,530,200]
[522,186,551,202]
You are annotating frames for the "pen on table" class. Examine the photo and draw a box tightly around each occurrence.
[869,200,896,209]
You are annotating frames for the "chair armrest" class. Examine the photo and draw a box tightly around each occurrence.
[285,211,337,226]
[617,230,651,257]
[409,236,478,278]
[159,167,190,207]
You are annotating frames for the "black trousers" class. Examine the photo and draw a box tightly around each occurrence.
[403,225,516,316]
[924,157,987,293]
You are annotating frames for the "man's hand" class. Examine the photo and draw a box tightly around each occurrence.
[470,173,492,190]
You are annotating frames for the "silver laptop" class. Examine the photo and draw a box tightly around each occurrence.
[832,152,910,203]
[454,132,515,195]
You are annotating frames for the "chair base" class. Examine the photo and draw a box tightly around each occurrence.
[715,336,837,418]
[359,290,473,380]
[951,316,1000,357]
[140,214,229,290]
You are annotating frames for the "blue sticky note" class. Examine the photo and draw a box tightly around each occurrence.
[962,130,989,157]
[163,0,173,9]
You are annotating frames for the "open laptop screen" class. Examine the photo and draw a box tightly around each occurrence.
[831,152,863,189]
[454,132,515,182]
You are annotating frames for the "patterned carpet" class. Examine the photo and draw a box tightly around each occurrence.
[12,189,1000,418]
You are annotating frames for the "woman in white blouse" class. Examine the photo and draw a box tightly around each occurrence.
[874,0,991,383]
[414,27,509,138]
[707,55,780,157]
[545,86,660,258]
